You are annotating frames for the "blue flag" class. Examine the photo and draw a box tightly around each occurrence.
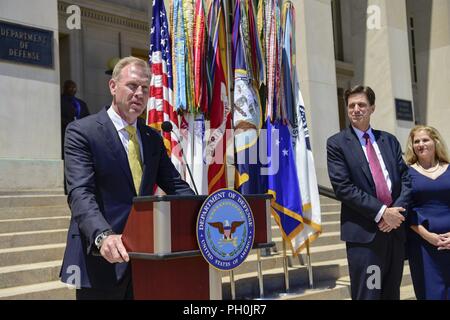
[267,118,303,251]
[233,0,265,194]
[281,1,321,254]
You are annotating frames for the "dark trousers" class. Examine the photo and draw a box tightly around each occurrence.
[346,231,405,300]
[76,268,133,300]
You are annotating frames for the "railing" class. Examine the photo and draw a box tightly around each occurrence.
[318,185,337,200]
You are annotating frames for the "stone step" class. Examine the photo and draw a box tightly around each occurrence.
[0,243,66,267]
[0,189,64,196]
[341,284,416,300]
[0,216,70,233]
[222,257,348,285]
[222,261,413,300]
[232,243,347,276]
[338,265,413,288]
[320,211,340,223]
[271,221,339,238]
[269,211,339,225]
[282,282,350,300]
[284,283,415,300]
[0,281,75,300]
[0,229,68,249]
[331,267,414,300]
[0,205,71,220]
[0,260,62,289]
[0,195,67,208]
[318,196,339,205]
[308,232,342,247]
[223,247,411,283]
[271,232,342,249]
[222,258,350,299]
[288,242,347,264]
[319,203,341,212]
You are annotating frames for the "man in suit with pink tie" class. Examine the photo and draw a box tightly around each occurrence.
[327,85,411,299]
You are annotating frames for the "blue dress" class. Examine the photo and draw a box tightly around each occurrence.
[406,165,450,300]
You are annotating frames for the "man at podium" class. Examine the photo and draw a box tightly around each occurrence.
[60,56,194,300]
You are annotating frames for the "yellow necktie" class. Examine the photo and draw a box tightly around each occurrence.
[125,125,143,194]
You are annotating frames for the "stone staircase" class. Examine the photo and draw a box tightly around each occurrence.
[0,194,75,299]
[220,196,416,300]
[0,194,415,300]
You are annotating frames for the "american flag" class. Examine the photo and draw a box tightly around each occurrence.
[147,0,185,177]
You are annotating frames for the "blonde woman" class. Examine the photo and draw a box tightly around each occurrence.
[405,125,450,300]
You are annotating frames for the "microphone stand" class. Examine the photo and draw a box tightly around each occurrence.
[165,126,200,195]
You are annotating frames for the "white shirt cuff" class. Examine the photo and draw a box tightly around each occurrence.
[375,205,387,223]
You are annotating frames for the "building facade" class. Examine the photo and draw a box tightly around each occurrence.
[1,0,449,192]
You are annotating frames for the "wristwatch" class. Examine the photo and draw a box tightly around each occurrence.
[94,230,115,249]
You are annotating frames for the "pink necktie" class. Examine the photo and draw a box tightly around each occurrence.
[363,132,392,206]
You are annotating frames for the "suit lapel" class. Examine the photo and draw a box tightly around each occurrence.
[345,127,375,187]
[97,107,135,193]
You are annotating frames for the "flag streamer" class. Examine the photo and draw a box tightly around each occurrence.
[146,1,321,252]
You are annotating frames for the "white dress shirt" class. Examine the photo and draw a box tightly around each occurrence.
[107,106,144,163]
[352,126,392,223]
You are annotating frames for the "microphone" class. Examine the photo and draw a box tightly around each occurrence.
[161,121,173,133]
[161,121,199,195]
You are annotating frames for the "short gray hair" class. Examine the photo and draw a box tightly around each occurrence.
[111,56,150,81]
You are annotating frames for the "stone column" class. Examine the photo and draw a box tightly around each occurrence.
[409,0,450,141]
[0,0,62,193]
[296,0,340,187]
[350,0,415,148]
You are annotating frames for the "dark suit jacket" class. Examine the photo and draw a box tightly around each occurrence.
[60,107,194,289]
[327,126,411,244]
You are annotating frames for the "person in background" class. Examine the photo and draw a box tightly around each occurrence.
[60,80,90,159]
[405,125,450,299]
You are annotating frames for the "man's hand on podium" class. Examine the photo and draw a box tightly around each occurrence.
[99,234,130,263]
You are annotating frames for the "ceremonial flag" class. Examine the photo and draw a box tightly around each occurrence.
[206,0,231,193]
[182,0,195,112]
[266,118,304,254]
[193,0,208,113]
[173,0,187,111]
[283,1,322,253]
[233,0,265,194]
[180,113,208,194]
[291,88,322,253]
[147,0,185,177]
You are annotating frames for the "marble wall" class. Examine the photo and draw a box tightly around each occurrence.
[0,0,63,192]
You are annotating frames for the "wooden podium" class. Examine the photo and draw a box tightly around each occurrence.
[121,194,272,300]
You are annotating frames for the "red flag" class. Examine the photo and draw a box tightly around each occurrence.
[207,59,231,193]
[193,0,208,113]
[207,0,231,193]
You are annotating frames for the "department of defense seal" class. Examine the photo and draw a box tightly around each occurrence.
[197,189,255,271]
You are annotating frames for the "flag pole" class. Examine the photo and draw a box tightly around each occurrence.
[306,241,314,289]
[282,239,290,293]
[222,0,233,182]
[223,0,232,96]
[230,270,236,300]
[257,248,264,298]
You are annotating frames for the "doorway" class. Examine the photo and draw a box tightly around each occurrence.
[59,33,71,91]
[337,87,348,130]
